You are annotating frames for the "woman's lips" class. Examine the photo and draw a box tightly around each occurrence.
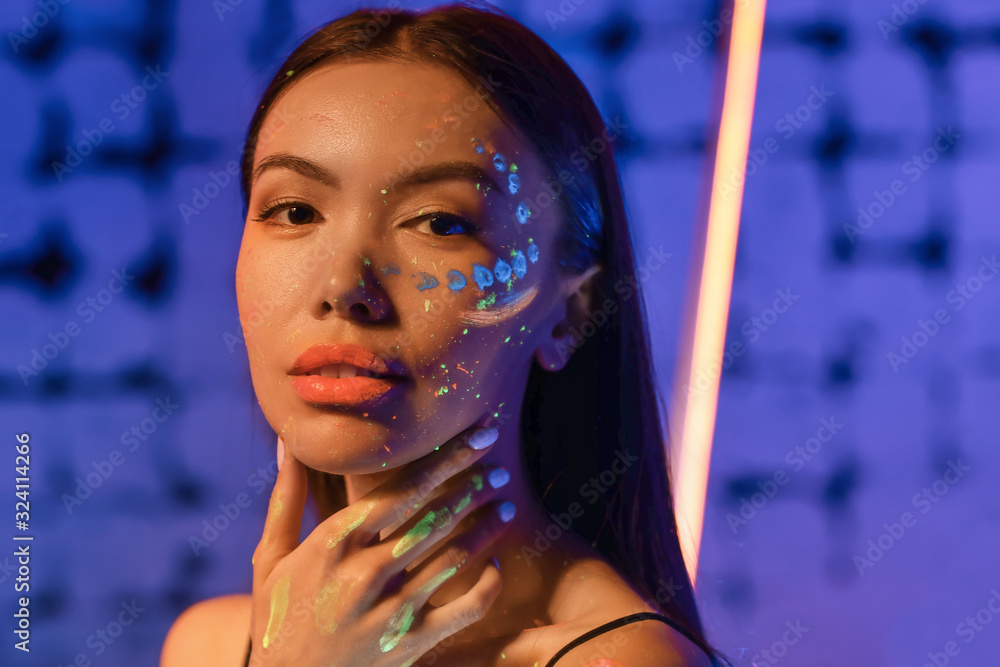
[288,342,409,407]
[290,374,404,407]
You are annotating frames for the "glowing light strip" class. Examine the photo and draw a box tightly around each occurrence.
[672,0,768,588]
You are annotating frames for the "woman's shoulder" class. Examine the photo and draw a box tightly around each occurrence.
[532,558,716,667]
[160,594,252,667]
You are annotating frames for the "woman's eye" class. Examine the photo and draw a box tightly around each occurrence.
[416,213,475,237]
[253,200,316,226]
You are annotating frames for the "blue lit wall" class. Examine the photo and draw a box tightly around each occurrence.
[1,0,997,665]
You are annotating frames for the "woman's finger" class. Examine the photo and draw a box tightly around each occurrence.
[252,434,308,589]
[418,555,503,645]
[401,499,513,606]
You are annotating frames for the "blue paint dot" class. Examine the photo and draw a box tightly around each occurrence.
[494,258,512,283]
[446,269,467,292]
[492,153,506,172]
[507,173,520,194]
[381,263,401,275]
[416,272,439,290]
[527,243,539,263]
[516,202,531,225]
[472,263,494,290]
[472,138,484,154]
[512,251,527,278]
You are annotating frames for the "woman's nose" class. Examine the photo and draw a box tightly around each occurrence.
[324,269,393,323]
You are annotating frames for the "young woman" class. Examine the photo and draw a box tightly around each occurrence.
[162,3,727,666]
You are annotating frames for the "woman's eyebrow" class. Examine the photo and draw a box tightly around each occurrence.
[252,153,504,195]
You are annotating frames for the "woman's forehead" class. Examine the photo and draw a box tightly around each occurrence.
[254,60,537,175]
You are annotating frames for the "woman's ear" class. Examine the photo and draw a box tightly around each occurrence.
[534,264,603,372]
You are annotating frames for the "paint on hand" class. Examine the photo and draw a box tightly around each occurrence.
[314,579,343,635]
[262,572,291,649]
[326,499,373,549]
[418,565,459,595]
[379,600,416,653]
[416,272,439,290]
[392,508,453,558]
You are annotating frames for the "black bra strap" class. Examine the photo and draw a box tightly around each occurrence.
[543,612,718,667]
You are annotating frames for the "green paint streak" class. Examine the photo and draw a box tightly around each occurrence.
[418,565,458,595]
[380,601,416,653]
[504,336,511,343]
[472,474,483,491]
[463,328,469,334]
[262,572,291,649]
[452,492,472,514]
[393,508,453,558]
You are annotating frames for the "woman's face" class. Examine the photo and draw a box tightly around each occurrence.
[236,59,583,474]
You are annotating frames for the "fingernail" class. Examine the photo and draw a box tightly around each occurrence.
[488,468,509,489]
[469,427,499,450]
[277,436,285,472]
[498,501,516,523]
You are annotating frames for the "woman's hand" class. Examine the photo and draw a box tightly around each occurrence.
[248,422,512,666]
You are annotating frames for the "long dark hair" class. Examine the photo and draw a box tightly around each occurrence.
[238,2,723,662]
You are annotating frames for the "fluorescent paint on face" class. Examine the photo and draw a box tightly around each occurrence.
[262,572,291,649]
[472,137,484,154]
[508,172,520,194]
[527,243,540,262]
[494,258,512,283]
[392,508,453,558]
[512,250,527,278]
[461,284,540,327]
[475,293,497,310]
[471,263,494,290]
[379,600,415,653]
[492,152,506,172]
[314,579,343,635]
[446,269,467,292]
[516,202,531,224]
[415,272,439,290]
[418,565,459,595]
[381,263,401,275]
